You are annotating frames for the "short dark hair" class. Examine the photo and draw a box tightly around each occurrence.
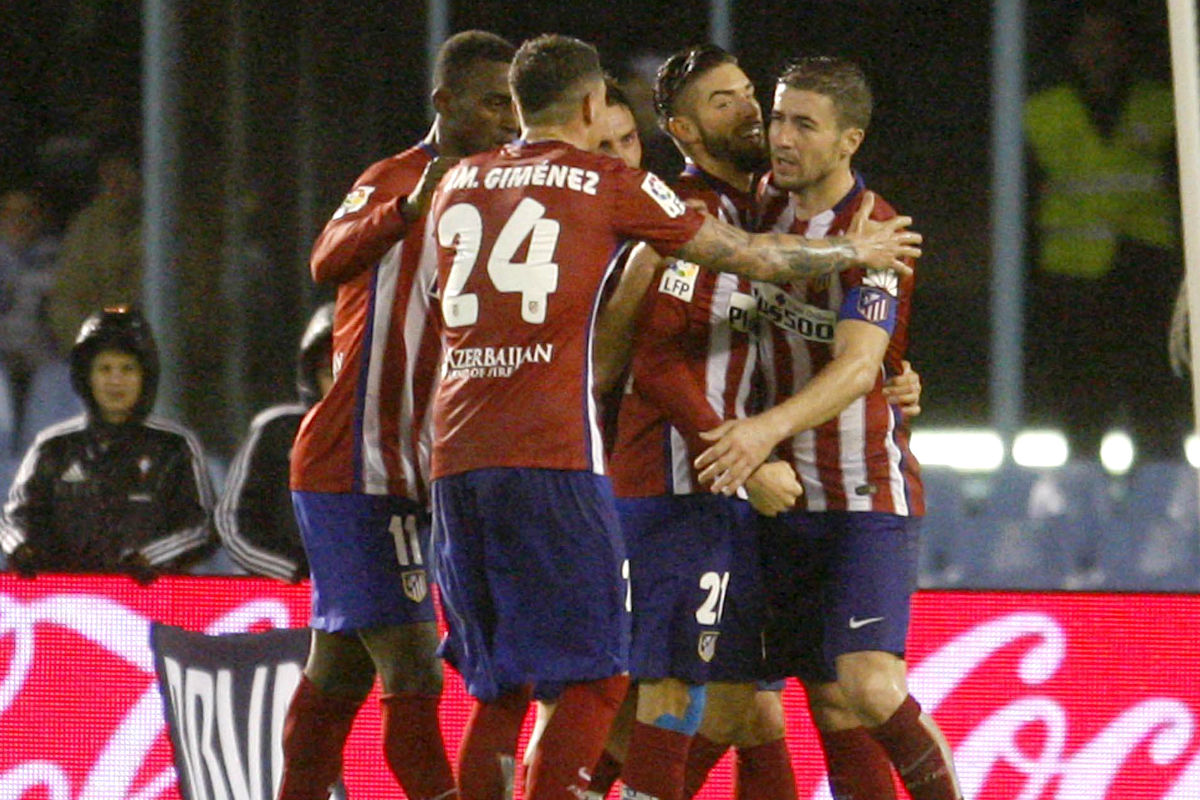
[510,34,603,125]
[776,56,873,131]
[434,30,516,93]
[654,44,738,121]
[604,75,631,109]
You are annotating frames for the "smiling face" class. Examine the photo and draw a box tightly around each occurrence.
[768,83,861,193]
[674,62,766,174]
[89,349,144,424]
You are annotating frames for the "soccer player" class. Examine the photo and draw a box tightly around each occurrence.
[426,33,920,800]
[596,77,644,170]
[598,44,799,800]
[589,45,924,800]
[696,57,962,800]
[279,30,517,800]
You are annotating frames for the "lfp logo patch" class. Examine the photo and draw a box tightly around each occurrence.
[659,260,700,303]
[641,173,687,218]
[331,185,376,220]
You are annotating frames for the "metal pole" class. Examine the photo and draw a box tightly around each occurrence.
[989,0,1027,455]
[296,1,317,306]
[709,0,733,51]
[428,0,450,118]
[142,0,183,417]
[222,0,249,430]
[1166,0,1200,487]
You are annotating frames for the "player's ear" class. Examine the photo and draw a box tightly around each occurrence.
[840,127,865,159]
[666,115,699,146]
[581,91,597,126]
[431,86,453,117]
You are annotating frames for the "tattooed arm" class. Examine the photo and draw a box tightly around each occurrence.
[673,191,920,284]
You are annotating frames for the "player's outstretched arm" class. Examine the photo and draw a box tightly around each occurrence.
[673,191,920,284]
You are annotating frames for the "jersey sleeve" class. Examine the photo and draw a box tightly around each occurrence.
[610,168,706,257]
[629,266,725,459]
[837,266,901,335]
[139,430,215,568]
[309,156,423,284]
[0,441,52,556]
[216,410,305,581]
[833,198,913,339]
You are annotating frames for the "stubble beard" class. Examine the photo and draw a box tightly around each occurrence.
[703,128,769,176]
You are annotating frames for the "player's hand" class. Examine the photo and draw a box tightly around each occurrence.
[882,359,922,417]
[8,543,38,580]
[695,416,782,496]
[843,192,920,277]
[744,461,802,517]
[119,552,159,586]
[401,155,461,223]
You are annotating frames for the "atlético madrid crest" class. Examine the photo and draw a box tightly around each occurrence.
[402,570,428,604]
[698,631,720,663]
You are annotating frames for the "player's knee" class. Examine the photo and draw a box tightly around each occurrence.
[305,631,376,699]
[840,671,906,726]
[377,652,444,696]
[747,691,786,742]
[696,682,756,743]
[646,682,707,735]
[361,622,444,696]
[306,659,375,700]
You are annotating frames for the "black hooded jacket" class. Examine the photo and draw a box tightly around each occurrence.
[0,308,214,573]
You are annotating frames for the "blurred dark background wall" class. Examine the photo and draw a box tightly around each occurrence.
[0,0,1173,455]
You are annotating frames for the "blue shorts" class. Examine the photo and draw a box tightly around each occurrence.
[292,491,436,633]
[757,511,919,683]
[431,468,631,703]
[619,494,765,683]
[709,500,770,683]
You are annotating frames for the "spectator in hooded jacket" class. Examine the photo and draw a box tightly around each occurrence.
[1,306,214,582]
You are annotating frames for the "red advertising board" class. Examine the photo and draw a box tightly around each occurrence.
[1,575,1198,799]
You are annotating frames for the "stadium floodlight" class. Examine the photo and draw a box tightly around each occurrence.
[1099,429,1135,475]
[909,429,1004,472]
[1011,429,1069,468]
[1186,434,1200,468]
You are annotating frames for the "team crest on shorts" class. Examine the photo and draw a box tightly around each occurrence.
[402,570,428,603]
[698,631,720,663]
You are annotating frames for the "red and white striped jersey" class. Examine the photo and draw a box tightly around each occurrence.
[610,166,760,498]
[757,174,924,515]
[429,140,705,480]
[290,143,442,503]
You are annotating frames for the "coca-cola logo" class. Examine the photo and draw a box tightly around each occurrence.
[0,577,301,800]
[2,578,1199,800]
[787,594,1200,800]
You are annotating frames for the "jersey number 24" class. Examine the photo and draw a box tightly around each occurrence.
[438,198,560,327]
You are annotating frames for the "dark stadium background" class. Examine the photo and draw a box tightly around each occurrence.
[0,1,1173,454]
